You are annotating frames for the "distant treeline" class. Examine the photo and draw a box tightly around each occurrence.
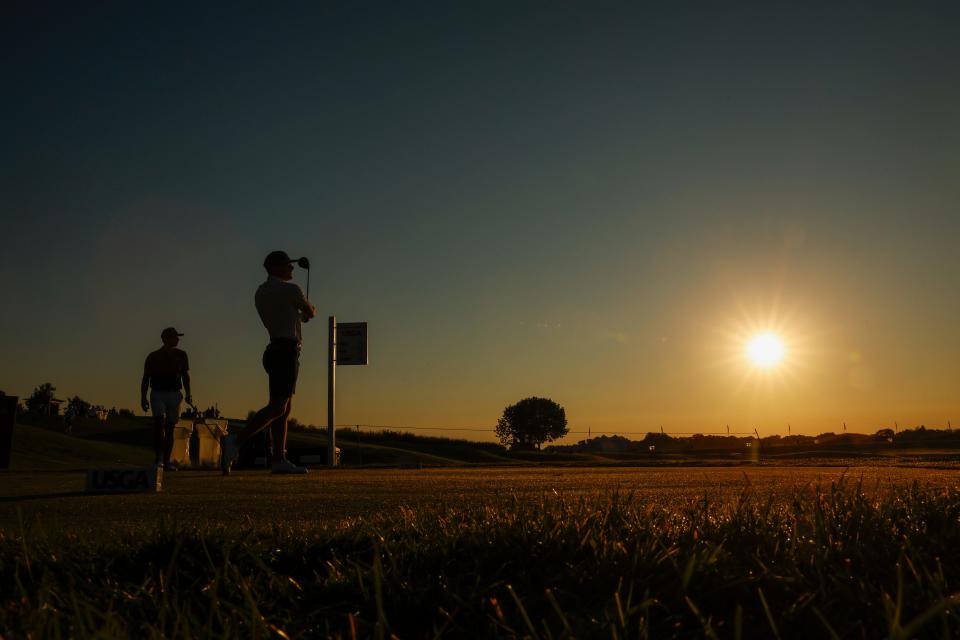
[282,420,508,453]
[548,426,960,454]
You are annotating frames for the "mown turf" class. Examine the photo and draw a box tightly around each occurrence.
[9,423,153,470]
[11,420,520,469]
[2,477,959,638]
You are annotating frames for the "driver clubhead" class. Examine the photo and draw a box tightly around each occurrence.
[297,257,310,270]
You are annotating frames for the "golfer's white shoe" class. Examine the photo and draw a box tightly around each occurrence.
[221,434,239,475]
[271,459,308,475]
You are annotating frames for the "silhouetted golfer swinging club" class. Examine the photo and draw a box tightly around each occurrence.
[221,250,318,475]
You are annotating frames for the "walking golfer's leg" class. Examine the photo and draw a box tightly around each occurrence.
[163,417,176,466]
[152,415,165,464]
[150,390,169,465]
[161,392,183,469]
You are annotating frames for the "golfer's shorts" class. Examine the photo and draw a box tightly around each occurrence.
[263,340,300,398]
[150,390,183,423]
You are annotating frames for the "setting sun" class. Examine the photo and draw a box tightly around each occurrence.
[746,333,786,368]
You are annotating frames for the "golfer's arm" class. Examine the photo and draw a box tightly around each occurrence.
[182,372,192,399]
[140,374,149,401]
[297,292,316,320]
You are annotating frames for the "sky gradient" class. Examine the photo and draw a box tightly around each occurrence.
[3,2,958,441]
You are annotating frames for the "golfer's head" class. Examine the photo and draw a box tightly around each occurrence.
[161,327,183,348]
[264,250,296,280]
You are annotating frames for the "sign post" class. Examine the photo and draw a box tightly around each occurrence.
[327,319,368,467]
[0,395,18,469]
[328,316,336,466]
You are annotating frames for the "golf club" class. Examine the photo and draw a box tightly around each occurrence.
[297,257,311,298]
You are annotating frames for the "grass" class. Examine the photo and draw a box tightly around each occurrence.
[9,423,153,470]
[2,476,959,638]
[13,418,519,469]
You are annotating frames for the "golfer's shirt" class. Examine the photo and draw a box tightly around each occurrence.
[255,276,310,344]
[144,348,189,392]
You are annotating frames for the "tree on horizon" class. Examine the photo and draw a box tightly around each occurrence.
[66,395,91,419]
[25,382,56,415]
[495,397,568,450]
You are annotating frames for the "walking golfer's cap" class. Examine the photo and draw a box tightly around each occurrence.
[263,250,296,268]
[161,327,184,339]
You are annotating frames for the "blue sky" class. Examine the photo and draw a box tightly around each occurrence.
[2,2,958,438]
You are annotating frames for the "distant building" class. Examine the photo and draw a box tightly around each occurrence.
[42,398,64,416]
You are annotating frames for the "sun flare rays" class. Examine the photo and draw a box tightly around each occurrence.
[699,294,820,405]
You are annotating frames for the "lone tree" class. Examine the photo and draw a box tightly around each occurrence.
[495,396,568,450]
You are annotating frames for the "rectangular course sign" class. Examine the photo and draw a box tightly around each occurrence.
[86,467,162,493]
[337,322,368,365]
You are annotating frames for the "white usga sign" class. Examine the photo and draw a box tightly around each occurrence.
[86,467,162,493]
